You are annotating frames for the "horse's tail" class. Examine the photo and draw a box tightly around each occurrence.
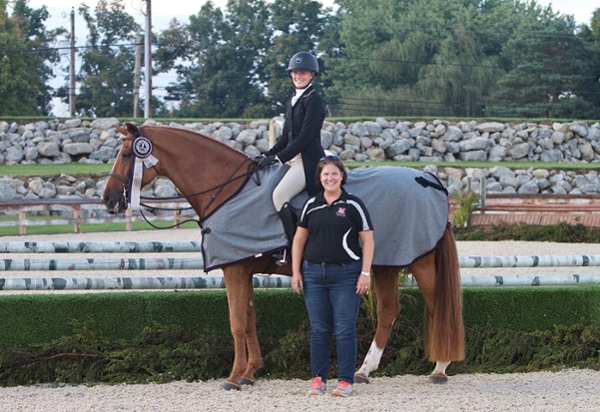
[425,222,465,362]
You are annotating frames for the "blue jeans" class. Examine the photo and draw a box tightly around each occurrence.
[302,260,362,384]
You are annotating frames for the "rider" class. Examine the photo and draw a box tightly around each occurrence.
[257,51,326,264]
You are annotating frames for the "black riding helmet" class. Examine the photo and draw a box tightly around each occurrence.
[286,52,319,76]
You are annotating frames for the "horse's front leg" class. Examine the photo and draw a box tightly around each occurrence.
[355,267,400,383]
[221,267,260,390]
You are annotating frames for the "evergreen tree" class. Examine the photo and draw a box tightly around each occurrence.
[490,15,599,119]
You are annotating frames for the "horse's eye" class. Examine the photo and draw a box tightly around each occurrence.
[122,151,133,159]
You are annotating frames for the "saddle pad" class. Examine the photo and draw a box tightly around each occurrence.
[200,165,448,271]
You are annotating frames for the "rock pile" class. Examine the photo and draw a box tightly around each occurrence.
[0,117,599,202]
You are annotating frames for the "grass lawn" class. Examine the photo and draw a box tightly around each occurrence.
[0,163,113,178]
[0,215,199,236]
[2,160,599,180]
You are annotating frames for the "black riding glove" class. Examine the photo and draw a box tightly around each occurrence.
[257,154,276,169]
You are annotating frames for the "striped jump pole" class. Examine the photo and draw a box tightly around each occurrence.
[0,241,201,254]
[1,255,600,271]
[0,275,291,291]
[456,273,600,287]
[459,255,600,268]
[0,257,205,271]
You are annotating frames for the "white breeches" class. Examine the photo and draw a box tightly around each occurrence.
[272,154,306,211]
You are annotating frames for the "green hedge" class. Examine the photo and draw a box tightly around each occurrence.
[2,286,600,385]
[0,290,307,348]
[464,286,600,331]
[2,286,600,348]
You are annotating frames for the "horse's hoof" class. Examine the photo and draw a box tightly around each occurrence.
[354,373,370,384]
[221,381,242,391]
[428,374,448,384]
[239,377,255,386]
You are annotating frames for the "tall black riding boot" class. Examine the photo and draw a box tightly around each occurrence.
[275,202,297,265]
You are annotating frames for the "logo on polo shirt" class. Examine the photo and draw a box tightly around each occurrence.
[336,207,346,217]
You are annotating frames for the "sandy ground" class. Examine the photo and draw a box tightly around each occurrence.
[0,229,599,410]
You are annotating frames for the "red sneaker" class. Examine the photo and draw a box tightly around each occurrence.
[332,380,353,397]
[308,376,327,396]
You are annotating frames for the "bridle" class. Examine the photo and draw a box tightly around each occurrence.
[108,128,259,227]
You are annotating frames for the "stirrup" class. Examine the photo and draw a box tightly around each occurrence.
[275,248,290,266]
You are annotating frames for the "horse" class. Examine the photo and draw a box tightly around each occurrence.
[101,123,465,390]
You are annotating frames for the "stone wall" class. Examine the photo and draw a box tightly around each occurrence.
[0,117,599,202]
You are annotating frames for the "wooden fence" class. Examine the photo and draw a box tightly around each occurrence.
[2,193,600,235]
[0,198,193,234]
[469,194,600,228]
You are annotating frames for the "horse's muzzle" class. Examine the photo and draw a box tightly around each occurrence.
[101,193,128,214]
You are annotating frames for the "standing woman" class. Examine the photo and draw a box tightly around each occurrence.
[291,156,374,397]
[257,51,326,264]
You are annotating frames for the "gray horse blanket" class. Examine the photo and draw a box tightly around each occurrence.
[200,165,449,271]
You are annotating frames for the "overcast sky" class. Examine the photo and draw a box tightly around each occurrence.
[26,0,598,34]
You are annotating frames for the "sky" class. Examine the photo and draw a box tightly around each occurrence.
[27,0,598,31]
[21,0,599,116]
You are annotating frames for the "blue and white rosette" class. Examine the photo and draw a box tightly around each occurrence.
[130,137,159,209]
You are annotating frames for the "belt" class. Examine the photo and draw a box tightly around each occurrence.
[306,260,356,266]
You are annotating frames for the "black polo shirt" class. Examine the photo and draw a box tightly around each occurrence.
[298,189,373,264]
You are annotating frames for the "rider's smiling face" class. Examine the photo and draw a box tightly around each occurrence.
[291,70,313,89]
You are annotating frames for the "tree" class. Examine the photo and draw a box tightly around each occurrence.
[0,0,61,116]
[490,15,600,119]
[167,0,272,118]
[418,26,503,117]
[327,0,592,118]
[74,0,142,117]
[576,8,600,112]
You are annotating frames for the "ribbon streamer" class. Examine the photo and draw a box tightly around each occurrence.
[129,156,144,209]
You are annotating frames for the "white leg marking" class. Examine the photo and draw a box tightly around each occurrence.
[356,340,384,377]
[431,361,451,376]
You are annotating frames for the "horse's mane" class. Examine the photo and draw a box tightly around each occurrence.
[143,125,250,159]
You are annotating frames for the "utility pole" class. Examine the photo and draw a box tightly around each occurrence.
[144,0,152,118]
[69,7,76,117]
[133,34,142,118]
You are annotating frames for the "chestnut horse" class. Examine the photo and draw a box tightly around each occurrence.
[102,123,464,390]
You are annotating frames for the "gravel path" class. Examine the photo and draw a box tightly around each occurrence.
[1,229,599,410]
[0,370,597,412]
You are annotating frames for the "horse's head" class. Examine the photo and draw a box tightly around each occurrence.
[101,123,159,214]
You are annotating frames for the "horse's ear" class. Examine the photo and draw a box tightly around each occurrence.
[126,122,141,137]
[115,125,128,135]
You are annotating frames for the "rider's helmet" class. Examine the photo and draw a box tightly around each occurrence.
[286,52,319,76]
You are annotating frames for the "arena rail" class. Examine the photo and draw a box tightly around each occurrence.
[0,198,194,234]
[2,193,600,235]
[470,193,600,228]
[0,241,599,290]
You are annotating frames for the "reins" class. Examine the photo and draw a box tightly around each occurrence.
[138,156,256,228]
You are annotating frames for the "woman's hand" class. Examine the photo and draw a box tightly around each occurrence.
[291,271,303,294]
[356,271,371,295]
[291,227,309,294]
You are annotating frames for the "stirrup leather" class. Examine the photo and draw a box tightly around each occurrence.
[275,248,290,265]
